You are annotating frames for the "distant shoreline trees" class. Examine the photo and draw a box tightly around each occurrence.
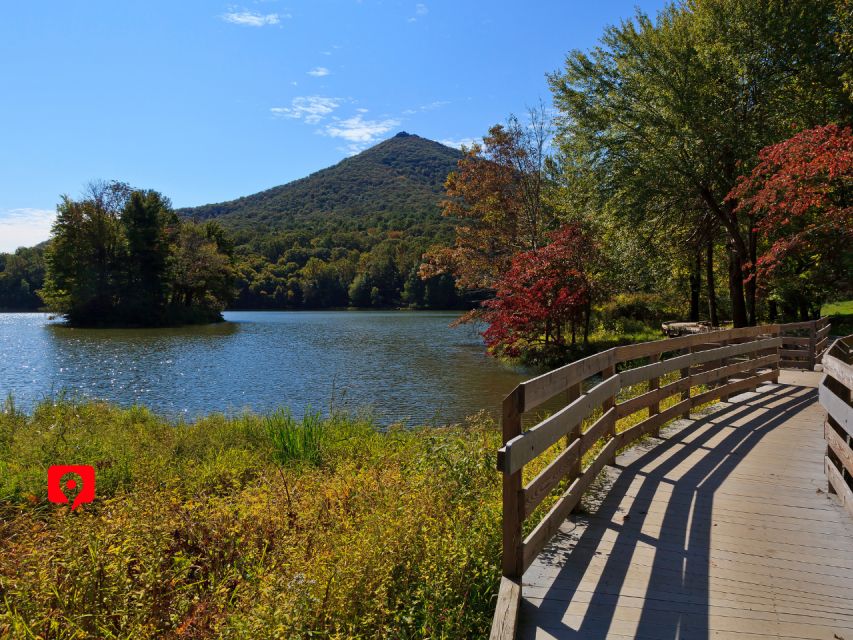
[40,181,236,327]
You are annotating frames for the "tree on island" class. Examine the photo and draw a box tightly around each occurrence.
[40,181,236,326]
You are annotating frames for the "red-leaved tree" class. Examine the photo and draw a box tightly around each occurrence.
[728,124,853,317]
[478,224,596,359]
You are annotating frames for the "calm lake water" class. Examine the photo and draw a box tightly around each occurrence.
[0,311,529,424]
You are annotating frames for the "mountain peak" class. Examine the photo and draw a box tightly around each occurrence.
[178,133,463,231]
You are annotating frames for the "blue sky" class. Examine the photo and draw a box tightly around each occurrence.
[0,0,666,252]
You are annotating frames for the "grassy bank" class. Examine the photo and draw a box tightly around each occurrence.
[0,400,503,639]
[823,299,853,336]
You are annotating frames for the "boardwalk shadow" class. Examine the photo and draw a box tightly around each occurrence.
[520,382,820,639]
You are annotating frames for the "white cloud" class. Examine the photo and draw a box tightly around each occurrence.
[324,115,400,144]
[355,108,369,113]
[439,137,478,150]
[270,96,341,124]
[307,67,330,77]
[221,9,284,27]
[0,208,56,252]
[408,3,428,21]
[420,100,449,111]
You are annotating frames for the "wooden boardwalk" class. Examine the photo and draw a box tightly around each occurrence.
[518,371,853,639]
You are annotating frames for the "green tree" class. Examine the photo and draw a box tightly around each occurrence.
[120,190,178,318]
[41,181,129,322]
[549,0,850,325]
[41,182,236,326]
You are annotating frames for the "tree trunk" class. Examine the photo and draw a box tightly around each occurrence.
[689,249,701,321]
[746,227,758,325]
[728,245,748,327]
[707,237,719,326]
[768,299,777,322]
[583,300,591,346]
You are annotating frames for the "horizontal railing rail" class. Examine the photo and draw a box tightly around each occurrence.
[821,335,853,520]
[780,316,830,370]
[490,318,830,640]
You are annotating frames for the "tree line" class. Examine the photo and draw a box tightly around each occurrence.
[423,0,851,363]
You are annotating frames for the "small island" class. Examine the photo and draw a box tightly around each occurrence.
[40,181,236,327]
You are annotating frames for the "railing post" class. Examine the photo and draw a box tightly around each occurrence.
[565,382,581,448]
[501,388,524,580]
[809,320,817,370]
[772,324,781,383]
[649,353,661,436]
[602,364,617,461]
[680,346,692,417]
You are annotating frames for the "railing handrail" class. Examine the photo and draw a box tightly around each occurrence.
[820,334,853,522]
[490,318,831,640]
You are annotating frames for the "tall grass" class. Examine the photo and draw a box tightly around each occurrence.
[0,400,502,639]
[264,408,326,466]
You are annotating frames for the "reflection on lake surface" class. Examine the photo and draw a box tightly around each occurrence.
[0,311,530,424]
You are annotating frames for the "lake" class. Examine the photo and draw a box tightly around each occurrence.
[0,311,530,424]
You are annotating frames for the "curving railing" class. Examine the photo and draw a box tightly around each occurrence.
[821,334,853,519]
[490,319,830,640]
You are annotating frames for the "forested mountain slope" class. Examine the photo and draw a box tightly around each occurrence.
[178,132,462,236]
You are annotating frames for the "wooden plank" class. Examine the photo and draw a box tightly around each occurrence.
[618,338,778,388]
[499,375,619,475]
[780,319,819,330]
[521,437,618,573]
[521,439,581,519]
[612,325,777,364]
[615,378,691,419]
[519,349,615,413]
[826,421,853,479]
[780,348,811,358]
[819,382,852,434]
[816,323,832,340]
[615,398,691,449]
[826,456,853,521]
[489,577,521,640]
[692,353,777,386]
[824,352,853,391]
[619,351,692,387]
[580,406,617,456]
[782,336,812,346]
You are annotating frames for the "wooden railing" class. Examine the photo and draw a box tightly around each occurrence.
[489,319,830,640]
[822,335,853,520]
[780,316,831,370]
